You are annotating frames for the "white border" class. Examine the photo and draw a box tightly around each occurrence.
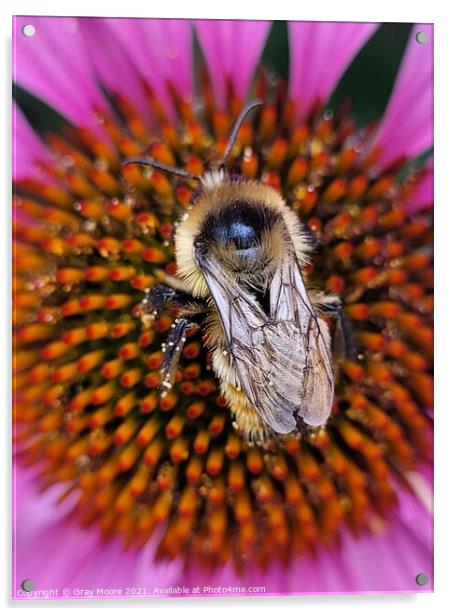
[2,1,451,614]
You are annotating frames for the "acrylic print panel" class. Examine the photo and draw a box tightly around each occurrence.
[12,16,433,600]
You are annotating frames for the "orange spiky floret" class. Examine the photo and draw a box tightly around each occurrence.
[13,78,432,571]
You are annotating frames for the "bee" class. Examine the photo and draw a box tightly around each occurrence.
[124,100,352,442]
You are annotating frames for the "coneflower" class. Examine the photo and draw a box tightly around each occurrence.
[13,17,433,596]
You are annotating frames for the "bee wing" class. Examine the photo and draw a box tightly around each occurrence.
[268,254,335,426]
[196,251,334,433]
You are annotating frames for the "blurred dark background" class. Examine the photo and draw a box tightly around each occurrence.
[263,21,413,127]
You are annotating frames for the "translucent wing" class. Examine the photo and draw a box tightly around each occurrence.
[196,251,334,433]
[269,255,335,427]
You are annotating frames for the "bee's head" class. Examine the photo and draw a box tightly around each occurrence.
[174,178,313,299]
[193,197,286,289]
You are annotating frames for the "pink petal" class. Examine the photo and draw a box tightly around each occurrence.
[13,464,183,598]
[13,103,52,181]
[288,21,379,121]
[185,484,432,594]
[195,20,271,108]
[407,160,433,212]
[77,18,151,123]
[14,456,432,597]
[373,25,433,169]
[106,19,193,120]
[13,16,106,131]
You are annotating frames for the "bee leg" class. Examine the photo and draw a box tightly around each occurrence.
[159,307,208,395]
[139,284,201,319]
[331,307,356,362]
[139,285,208,393]
[160,316,190,396]
[309,292,356,361]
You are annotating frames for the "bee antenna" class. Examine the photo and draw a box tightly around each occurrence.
[122,157,201,182]
[219,99,263,168]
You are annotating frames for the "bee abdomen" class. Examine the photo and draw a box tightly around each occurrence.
[220,380,272,443]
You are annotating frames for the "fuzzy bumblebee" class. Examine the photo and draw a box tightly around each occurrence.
[126,101,350,443]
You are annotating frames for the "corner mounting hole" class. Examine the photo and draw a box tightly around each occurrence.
[415,572,429,586]
[22,24,36,37]
[21,579,35,592]
[416,31,428,44]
